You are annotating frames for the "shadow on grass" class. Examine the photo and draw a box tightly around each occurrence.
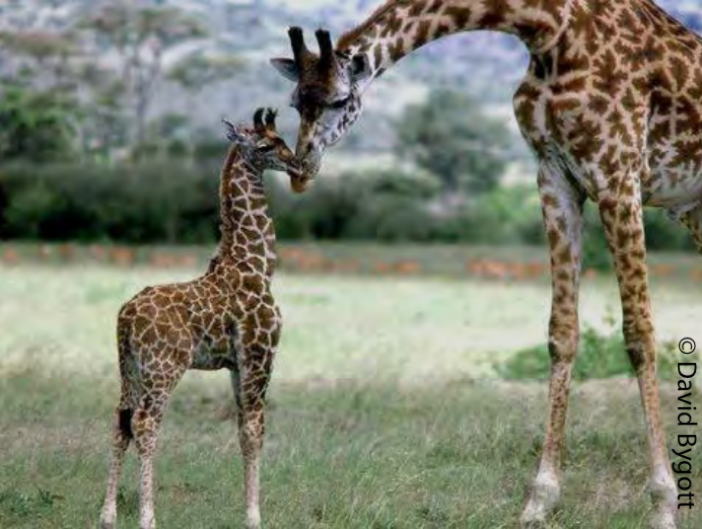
[0,370,700,528]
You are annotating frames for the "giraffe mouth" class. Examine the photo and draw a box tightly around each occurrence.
[289,173,311,193]
[286,164,311,193]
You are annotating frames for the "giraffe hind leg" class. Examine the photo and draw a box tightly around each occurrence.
[100,349,138,529]
[100,404,133,529]
[605,193,676,528]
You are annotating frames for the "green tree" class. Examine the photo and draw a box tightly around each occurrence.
[168,53,246,96]
[77,4,208,148]
[395,89,512,194]
[0,29,83,158]
[0,85,75,162]
[0,27,126,158]
[0,29,78,92]
[167,52,246,159]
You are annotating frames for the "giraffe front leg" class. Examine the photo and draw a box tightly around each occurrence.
[236,349,274,529]
[600,192,677,529]
[521,166,584,527]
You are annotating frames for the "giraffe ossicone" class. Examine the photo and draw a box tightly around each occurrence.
[99,108,299,529]
[272,1,702,527]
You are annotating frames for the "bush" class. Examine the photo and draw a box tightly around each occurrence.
[495,326,679,381]
[0,160,220,243]
[428,186,544,244]
[644,208,695,252]
[346,195,436,242]
[0,85,77,163]
[268,170,441,242]
[395,88,511,193]
[0,160,700,250]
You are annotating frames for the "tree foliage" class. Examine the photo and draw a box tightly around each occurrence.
[0,29,81,161]
[0,3,247,157]
[77,4,209,147]
[0,29,78,91]
[395,89,512,194]
[0,85,75,162]
[167,53,246,93]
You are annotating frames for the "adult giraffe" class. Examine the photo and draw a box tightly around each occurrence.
[271,0,702,527]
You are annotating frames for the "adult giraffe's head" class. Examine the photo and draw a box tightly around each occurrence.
[270,27,373,185]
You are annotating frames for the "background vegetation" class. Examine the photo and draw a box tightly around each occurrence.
[0,3,697,265]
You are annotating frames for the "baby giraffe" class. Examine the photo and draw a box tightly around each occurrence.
[99,108,298,529]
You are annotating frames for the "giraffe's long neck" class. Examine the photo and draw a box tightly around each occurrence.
[217,148,276,278]
[337,0,572,85]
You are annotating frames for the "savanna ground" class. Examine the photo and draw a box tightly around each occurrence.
[1,244,701,528]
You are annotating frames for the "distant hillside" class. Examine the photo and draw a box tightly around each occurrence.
[3,0,702,160]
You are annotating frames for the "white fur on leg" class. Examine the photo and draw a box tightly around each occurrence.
[246,507,261,529]
[139,505,155,529]
[99,504,116,529]
[100,467,120,529]
[139,467,156,529]
[244,456,261,529]
[649,467,678,529]
[520,470,561,526]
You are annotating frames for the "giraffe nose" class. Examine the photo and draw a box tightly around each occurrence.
[286,162,302,177]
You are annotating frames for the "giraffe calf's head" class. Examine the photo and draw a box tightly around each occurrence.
[270,27,373,184]
[223,108,308,193]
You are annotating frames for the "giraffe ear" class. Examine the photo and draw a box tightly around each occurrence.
[349,53,372,83]
[270,58,300,82]
[222,119,250,147]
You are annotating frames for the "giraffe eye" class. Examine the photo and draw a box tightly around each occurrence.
[328,97,349,110]
[256,143,275,152]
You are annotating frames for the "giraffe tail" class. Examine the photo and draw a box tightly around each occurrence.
[118,408,133,440]
[116,307,136,440]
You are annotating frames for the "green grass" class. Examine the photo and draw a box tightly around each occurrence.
[1,262,701,528]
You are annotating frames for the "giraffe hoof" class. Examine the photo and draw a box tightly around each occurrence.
[519,512,547,528]
[99,514,116,529]
[520,475,560,527]
[245,508,261,529]
[649,474,678,529]
[650,511,677,529]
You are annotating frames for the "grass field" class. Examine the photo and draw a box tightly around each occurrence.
[1,257,701,528]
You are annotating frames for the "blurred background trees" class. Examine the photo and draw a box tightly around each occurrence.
[395,89,510,195]
[0,85,75,162]
[0,0,696,261]
[0,2,244,160]
[76,4,209,148]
